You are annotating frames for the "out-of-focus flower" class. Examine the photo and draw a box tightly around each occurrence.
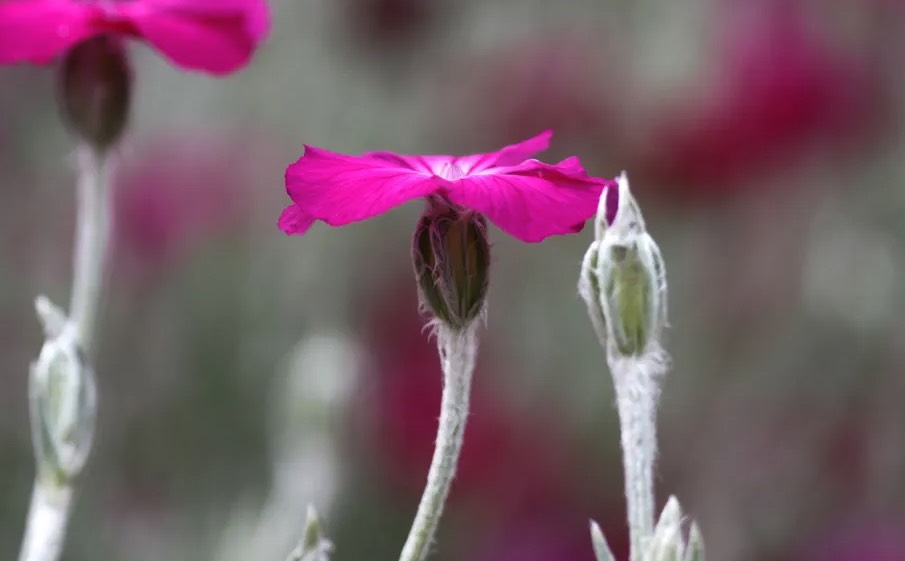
[279,131,610,243]
[357,277,575,512]
[799,521,905,561]
[472,516,604,561]
[341,0,443,52]
[637,3,881,195]
[112,133,256,278]
[452,38,616,147]
[0,0,270,74]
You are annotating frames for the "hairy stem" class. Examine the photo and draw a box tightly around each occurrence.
[69,146,111,352]
[17,483,73,561]
[609,352,664,561]
[398,325,478,561]
[19,145,110,561]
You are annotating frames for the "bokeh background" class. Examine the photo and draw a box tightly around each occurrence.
[2,0,905,560]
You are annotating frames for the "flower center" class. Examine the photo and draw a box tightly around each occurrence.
[437,161,466,181]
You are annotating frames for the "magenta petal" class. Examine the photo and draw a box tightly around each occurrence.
[445,158,609,243]
[136,0,269,39]
[0,1,99,64]
[122,0,269,74]
[285,146,440,229]
[278,204,315,236]
[366,131,553,177]
[486,129,552,168]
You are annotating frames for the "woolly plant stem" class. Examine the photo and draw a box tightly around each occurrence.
[69,146,111,351]
[609,352,664,561]
[19,146,110,561]
[18,483,73,561]
[398,325,478,561]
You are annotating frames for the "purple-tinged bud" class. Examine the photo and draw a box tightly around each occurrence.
[58,35,132,152]
[412,196,490,330]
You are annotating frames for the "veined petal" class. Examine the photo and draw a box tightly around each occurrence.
[0,1,100,64]
[366,130,554,177]
[129,0,269,39]
[118,0,269,74]
[278,204,315,236]
[444,158,611,243]
[481,129,552,168]
[284,146,440,231]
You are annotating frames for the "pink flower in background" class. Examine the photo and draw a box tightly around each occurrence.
[279,130,611,243]
[637,2,880,195]
[113,132,259,278]
[359,277,631,560]
[342,0,444,52]
[0,0,269,73]
[454,37,615,146]
[359,278,572,504]
[799,521,905,561]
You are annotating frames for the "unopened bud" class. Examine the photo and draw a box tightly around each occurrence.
[412,196,490,330]
[29,325,97,483]
[285,505,333,561]
[58,35,132,152]
[581,173,667,357]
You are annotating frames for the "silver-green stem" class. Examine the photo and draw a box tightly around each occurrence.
[19,145,110,561]
[69,146,111,350]
[609,353,662,561]
[398,325,478,561]
[17,483,73,561]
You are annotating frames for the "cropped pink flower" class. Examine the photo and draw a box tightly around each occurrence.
[0,0,269,74]
[280,131,610,243]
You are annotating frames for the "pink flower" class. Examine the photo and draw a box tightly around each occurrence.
[0,0,269,74]
[279,131,610,243]
[636,2,880,195]
[112,131,267,282]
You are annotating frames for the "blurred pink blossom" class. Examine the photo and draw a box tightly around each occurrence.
[638,3,882,196]
[470,514,624,561]
[456,38,615,146]
[0,0,269,74]
[800,521,905,561]
[358,278,582,510]
[280,131,611,243]
[342,0,443,52]
[113,133,257,279]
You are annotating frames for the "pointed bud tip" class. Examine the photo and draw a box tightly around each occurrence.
[659,496,683,525]
[589,520,617,561]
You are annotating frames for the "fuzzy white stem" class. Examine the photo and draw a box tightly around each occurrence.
[19,145,110,561]
[69,146,111,352]
[398,325,478,561]
[609,350,665,561]
[17,482,74,561]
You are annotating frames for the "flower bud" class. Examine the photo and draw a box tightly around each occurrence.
[58,35,132,152]
[582,173,667,357]
[412,196,490,330]
[29,325,97,482]
[286,505,333,561]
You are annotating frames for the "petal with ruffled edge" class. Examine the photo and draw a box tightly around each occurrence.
[443,157,612,243]
[365,130,553,178]
[278,204,316,236]
[281,146,440,234]
[116,0,269,74]
[0,1,99,64]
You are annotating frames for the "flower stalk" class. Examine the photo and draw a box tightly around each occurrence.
[19,146,110,561]
[398,325,478,561]
[19,36,130,561]
[399,200,487,561]
[580,173,701,561]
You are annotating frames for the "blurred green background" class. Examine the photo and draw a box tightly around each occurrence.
[2,1,905,560]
